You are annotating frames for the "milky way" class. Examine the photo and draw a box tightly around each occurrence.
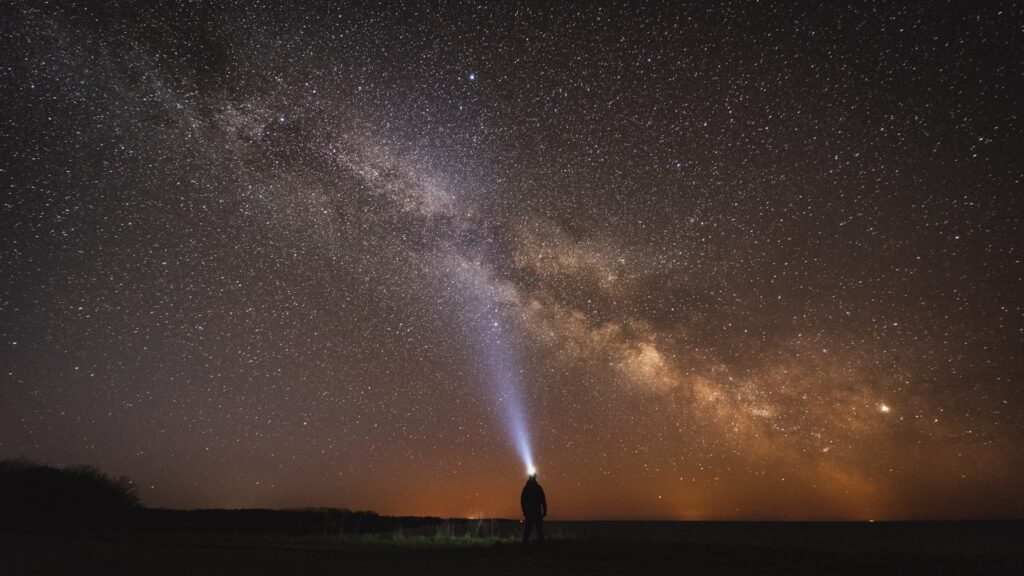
[1,2,1022,519]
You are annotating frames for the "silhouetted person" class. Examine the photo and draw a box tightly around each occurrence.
[520,472,546,545]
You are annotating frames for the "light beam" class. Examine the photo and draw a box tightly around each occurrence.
[452,256,535,474]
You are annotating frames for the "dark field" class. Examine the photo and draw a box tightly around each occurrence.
[3,521,1021,575]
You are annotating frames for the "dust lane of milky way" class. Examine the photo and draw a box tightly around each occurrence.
[1,2,1022,519]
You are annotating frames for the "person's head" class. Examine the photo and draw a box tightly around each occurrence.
[527,472,537,483]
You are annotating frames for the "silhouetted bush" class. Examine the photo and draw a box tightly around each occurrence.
[0,458,139,531]
[0,458,450,536]
[132,507,443,535]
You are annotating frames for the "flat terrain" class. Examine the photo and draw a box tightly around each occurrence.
[2,521,1020,575]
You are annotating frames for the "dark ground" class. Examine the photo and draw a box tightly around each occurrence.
[2,521,1021,575]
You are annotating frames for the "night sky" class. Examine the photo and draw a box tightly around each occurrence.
[2,1,1022,520]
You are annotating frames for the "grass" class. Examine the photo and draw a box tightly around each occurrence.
[5,523,1022,575]
[95,521,533,554]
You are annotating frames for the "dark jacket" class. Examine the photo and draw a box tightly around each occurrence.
[520,479,547,517]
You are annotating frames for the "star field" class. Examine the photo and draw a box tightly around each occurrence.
[1,1,1022,519]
